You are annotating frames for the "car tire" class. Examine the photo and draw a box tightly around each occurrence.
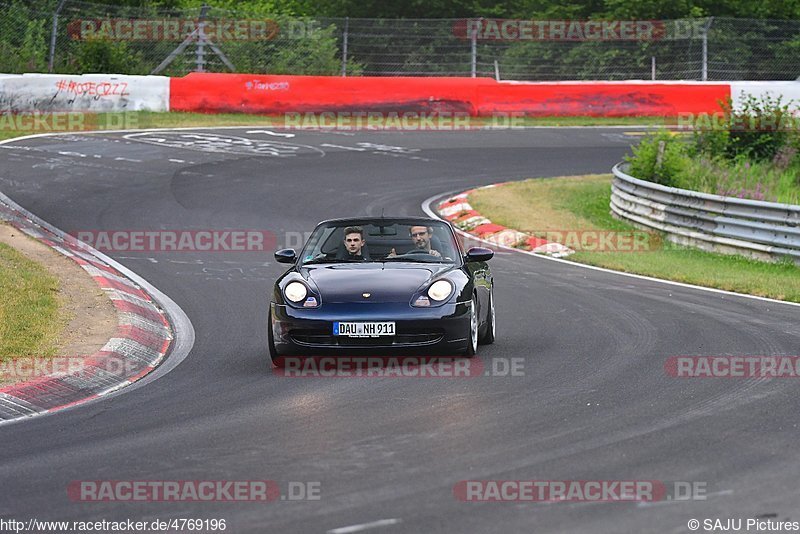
[268,307,282,367]
[463,294,478,358]
[479,286,496,345]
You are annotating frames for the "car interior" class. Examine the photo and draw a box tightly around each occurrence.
[317,224,455,261]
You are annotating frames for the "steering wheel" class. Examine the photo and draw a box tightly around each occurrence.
[403,249,434,255]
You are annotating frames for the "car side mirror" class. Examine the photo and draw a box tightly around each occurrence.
[274,248,297,264]
[465,247,494,262]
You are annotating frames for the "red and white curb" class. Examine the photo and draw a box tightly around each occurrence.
[0,198,173,421]
[436,184,574,258]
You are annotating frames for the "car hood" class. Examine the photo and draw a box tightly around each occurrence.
[302,263,452,303]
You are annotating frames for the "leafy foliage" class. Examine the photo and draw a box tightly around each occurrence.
[3,1,800,76]
[627,95,800,203]
[626,131,689,187]
[68,37,148,74]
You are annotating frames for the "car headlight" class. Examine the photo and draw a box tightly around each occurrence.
[284,281,308,303]
[427,280,453,301]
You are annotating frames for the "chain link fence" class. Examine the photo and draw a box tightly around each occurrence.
[1,0,800,80]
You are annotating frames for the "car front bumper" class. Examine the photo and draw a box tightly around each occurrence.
[270,300,472,355]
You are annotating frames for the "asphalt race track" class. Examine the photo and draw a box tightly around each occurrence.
[1,128,799,533]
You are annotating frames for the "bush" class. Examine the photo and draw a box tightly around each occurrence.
[692,94,797,162]
[625,131,689,187]
[69,37,147,75]
[0,15,48,73]
[627,94,800,204]
[223,20,362,75]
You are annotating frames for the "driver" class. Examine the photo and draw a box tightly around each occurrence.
[387,225,442,258]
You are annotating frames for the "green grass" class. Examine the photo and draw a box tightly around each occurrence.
[626,130,800,205]
[674,156,800,205]
[506,116,666,127]
[0,111,290,141]
[0,111,668,143]
[0,238,63,360]
[469,174,800,302]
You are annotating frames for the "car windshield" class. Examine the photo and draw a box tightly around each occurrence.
[300,220,460,265]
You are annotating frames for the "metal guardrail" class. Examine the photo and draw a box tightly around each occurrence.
[610,163,800,264]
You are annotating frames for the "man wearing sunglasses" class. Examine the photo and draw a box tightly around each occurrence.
[387,225,442,258]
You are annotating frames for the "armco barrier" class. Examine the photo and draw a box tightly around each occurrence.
[610,163,800,264]
[0,73,169,112]
[170,73,733,117]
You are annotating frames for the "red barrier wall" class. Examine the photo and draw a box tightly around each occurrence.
[170,73,732,117]
[476,82,731,116]
[170,73,485,114]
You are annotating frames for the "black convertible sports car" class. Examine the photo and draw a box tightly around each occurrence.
[268,217,495,364]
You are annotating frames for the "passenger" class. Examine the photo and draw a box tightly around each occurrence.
[338,226,369,260]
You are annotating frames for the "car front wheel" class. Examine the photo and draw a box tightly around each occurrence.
[479,286,495,345]
[268,307,282,367]
[463,294,478,357]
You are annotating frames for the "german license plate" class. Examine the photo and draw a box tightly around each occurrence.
[334,321,395,337]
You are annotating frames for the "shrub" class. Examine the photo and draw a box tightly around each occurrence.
[69,37,147,75]
[0,17,48,73]
[625,130,688,187]
[627,95,800,204]
[223,20,362,76]
[693,94,797,162]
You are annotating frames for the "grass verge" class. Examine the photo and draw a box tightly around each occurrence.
[0,111,668,142]
[468,174,800,303]
[626,130,800,205]
[0,233,63,360]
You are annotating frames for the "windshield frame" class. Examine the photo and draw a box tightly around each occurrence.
[298,219,463,267]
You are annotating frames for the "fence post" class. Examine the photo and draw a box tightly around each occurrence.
[470,21,478,78]
[48,0,68,73]
[195,4,209,72]
[341,17,349,77]
[701,17,714,81]
[651,56,656,80]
